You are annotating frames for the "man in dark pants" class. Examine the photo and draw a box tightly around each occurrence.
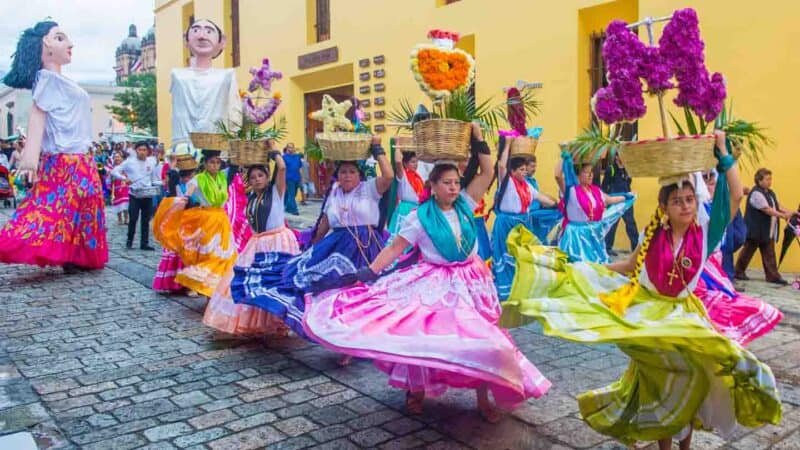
[602,154,638,256]
[111,142,161,250]
[735,168,797,285]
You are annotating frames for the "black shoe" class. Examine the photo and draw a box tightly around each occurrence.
[767,278,788,286]
[140,245,155,251]
[734,273,749,281]
[125,242,133,249]
[63,263,82,274]
[607,250,619,257]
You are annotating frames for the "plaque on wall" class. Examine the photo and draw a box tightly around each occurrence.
[374,96,385,106]
[374,83,385,92]
[373,55,385,65]
[298,47,339,70]
[362,112,371,121]
[374,124,386,133]
[358,58,370,68]
[374,110,385,119]
[373,69,385,78]
[360,99,371,107]
[359,86,371,94]
[359,72,371,82]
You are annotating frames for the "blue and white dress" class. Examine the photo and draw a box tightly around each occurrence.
[492,180,536,300]
[230,179,386,338]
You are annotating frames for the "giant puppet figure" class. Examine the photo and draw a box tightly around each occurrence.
[170,18,241,158]
[0,21,108,271]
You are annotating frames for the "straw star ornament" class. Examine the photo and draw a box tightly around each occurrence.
[310,95,353,133]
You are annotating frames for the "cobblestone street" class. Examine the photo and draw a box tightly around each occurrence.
[1,204,798,450]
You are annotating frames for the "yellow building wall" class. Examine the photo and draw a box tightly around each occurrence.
[154,0,800,272]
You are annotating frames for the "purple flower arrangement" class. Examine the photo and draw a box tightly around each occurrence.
[659,9,726,122]
[244,58,283,125]
[592,8,726,127]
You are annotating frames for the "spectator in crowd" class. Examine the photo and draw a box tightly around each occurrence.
[282,143,303,215]
[300,156,314,202]
[111,142,161,250]
[601,154,638,256]
[735,168,798,285]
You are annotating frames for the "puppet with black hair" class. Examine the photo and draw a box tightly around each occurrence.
[0,20,109,272]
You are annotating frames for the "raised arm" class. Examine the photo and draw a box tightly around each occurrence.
[534,191,557,208]
[270,141,287,196]
[394,143,405,180]
[496,137,511,181]
[465,123,494,202]
[602,192,627,206]
[715,131,743,219]
[371,136,394,195]
[554,159,566,194]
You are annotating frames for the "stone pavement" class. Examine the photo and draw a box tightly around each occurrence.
[0,203,799,450]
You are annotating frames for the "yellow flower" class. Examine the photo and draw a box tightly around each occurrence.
[272,91,282,100]
[238,89,248,99]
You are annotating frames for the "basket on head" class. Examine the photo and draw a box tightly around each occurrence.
[413,119,471,163]
[509,136,537,158]
[392,135,418,153]
[316,132,371,161]
[175,155,198,171]
[229,139,270,166]
[619,135,717,178]
[190,132,228,151]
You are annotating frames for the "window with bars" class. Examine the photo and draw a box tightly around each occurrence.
[230,0,240,67]
[589,31,637,140]
[316,0,330,42]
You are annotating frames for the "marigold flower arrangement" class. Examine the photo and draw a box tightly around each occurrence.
[410,29,475,99]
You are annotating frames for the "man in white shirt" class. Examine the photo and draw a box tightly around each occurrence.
[111,142,161,250]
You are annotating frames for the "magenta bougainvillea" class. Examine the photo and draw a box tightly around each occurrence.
[592,8,726,125]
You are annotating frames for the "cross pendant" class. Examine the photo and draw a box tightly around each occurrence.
[667,268,679,286]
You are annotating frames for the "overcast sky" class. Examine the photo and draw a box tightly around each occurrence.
[0,1,154,85]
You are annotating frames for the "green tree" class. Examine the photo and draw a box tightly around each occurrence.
[107,73,158,135]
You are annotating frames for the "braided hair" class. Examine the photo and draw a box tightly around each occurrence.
[3,21,58,89]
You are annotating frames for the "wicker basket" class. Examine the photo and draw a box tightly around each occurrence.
[509,136,538,158]
[175,155,198,171]
[393,135,418,153]
[619,135,717,178]
[316,132,371,161]
[229,139,270,166]
[413,119,471,162]
[190,132,228,151]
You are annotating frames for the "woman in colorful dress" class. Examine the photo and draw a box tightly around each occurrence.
[110,151,130,226]
[554,157,634,263]
[204,147,300,335]
[492,139,556,300]
[153,150,237,297]
[230,137,392,338]
[224,164,253,254]
[304,128,551,421]
[0,21,108,271]
[503,132,781,449]
[152,155,197,294]
[694,169,783,346]
[526,155,562,244]
[387,150,425,236]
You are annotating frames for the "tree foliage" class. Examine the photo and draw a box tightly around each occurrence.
[106,73,157,135]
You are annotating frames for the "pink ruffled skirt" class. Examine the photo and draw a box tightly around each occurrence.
[152,248,185,293]
[304,256,551,410]
[225,174,252,254]
[695,251,783,346]
[203,226,300,335]
[0,153,108,268]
